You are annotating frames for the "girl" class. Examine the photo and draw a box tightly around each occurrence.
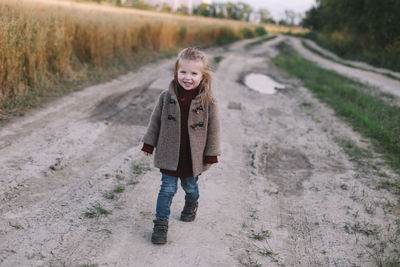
[141,47,221,245]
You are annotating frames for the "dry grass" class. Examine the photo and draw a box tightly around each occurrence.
[0,0,299,119]
[263,23,308,35]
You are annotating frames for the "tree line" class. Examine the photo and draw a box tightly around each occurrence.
[301,0,400,70]
[90,0,302,25]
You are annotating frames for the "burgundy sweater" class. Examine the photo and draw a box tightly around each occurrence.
[142,85,218,178]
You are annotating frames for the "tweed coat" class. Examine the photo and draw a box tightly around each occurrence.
[142,82,221,177]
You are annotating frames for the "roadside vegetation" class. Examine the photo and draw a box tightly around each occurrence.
[300,40,400,82]
[0,0,267,122]
[272,42,400,193]
[301,0,400,72]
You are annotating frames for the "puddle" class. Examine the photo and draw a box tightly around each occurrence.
[244,73,284,94]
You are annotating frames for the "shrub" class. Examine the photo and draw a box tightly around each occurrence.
[215,27,240,45]
[241,27,255,39]
[255,26,267,36]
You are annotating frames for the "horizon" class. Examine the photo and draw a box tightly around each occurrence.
[145,0,316,21]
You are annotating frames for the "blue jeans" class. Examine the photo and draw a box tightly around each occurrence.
[156,173,199,220]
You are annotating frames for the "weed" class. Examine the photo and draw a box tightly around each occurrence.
[241,256,262,267]
[377,180,400,197]
[113,185,125,193]
[84,203,111,218]
[352,210,359,218]
[334,137,372,167]
[250,228,271,241]
[95,204,111,215]
[115,174,125,180]
[300,101,313,108]
[213,56,224,65]
[103,192,115,200]
[8,222,23,230]
[131,162,150,175]
[257,247,277,257]
[340,184,349,190]
[127,179,139,185]
[375,256,400,267]
[264,188,279,195]
[255,244,279,263]
[363,202,376,215]
[249,209,258,220]
[97,229,112,234]
[352,221,379,236]
[381,199,395,214]
[83,209,97,218]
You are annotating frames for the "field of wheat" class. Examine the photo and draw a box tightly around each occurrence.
[0,0,303,115]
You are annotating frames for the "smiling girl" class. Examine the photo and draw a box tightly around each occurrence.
[141,47,221,245]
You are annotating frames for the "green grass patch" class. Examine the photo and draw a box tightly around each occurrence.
[131,161,150,175]
[213,56,224,65]
[250,228,271,241]
[97,228,112,234]
[245,35,277,49]
[103,192,115,200]
[113,185,125,193]
[334,137,373,166]
[377,180,400,196]
[272,42,400,191]
[95,204,111,215]
[84,203,111,218]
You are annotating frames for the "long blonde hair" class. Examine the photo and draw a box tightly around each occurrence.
[170,47,214,106]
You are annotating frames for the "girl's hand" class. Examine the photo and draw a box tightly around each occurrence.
[144,152,151,156]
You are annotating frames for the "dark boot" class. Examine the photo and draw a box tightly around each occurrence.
[180,201,198,222]
[152,219,168,245]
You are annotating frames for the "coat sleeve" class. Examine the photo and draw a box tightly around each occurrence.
[141,92,164,147]
[204,101,221,156]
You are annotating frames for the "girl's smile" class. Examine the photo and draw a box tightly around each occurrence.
[177,59,203,90]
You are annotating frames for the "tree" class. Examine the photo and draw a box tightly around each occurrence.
[301,0,400,48]
[193,3,211,17]
[284,9,296,25]
[259,8,275,24]
[301,6,322,30]
[160,2,171,12]
[237,2,252,21]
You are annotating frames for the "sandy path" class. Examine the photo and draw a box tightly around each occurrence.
[288,36,400,99]
[0,37,399,266]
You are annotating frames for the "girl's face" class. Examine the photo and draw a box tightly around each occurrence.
[177,59,203,91]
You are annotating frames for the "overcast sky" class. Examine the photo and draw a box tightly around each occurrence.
[215,0,317,20]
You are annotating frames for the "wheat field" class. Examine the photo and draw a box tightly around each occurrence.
[0,0,303,108]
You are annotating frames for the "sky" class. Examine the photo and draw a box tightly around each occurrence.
[219,0,317,20]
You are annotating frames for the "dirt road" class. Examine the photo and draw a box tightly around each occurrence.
[0,36,399,266]
[288,37,400,99]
